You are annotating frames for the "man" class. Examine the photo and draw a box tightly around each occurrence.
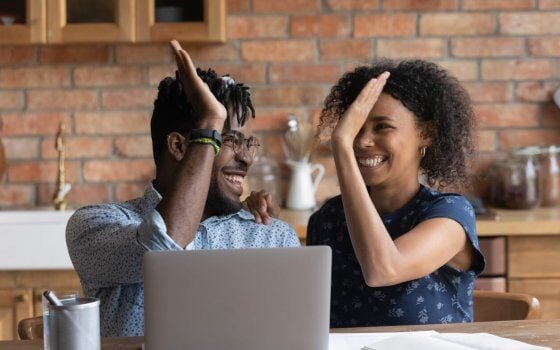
[66,41,299,337]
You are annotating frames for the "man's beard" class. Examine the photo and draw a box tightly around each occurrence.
[205,175,242,217]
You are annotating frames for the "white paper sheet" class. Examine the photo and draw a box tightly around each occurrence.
[329,331,551,350]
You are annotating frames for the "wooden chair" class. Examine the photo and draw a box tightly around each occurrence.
[473,290,541,322]
[18,316,43,340]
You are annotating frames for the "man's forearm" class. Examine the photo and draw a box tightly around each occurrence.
[156,142,216,248]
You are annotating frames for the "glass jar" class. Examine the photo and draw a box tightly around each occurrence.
[490,147,541,209]
[539,145,560,207]
[247,156,282,206]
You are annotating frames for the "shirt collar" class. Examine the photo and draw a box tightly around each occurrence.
[140,181,162,212]
[202,209,255,225]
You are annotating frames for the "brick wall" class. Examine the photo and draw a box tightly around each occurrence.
[1,0,560,209]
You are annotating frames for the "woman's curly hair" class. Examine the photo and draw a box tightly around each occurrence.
[319,59,475,190]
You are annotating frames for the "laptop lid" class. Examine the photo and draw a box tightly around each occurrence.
[143,246,331,350]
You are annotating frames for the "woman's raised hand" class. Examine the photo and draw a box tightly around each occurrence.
[243,190,280,225]
[170,40,227,129]
[331,72,390,149]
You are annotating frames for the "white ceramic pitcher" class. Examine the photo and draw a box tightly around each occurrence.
[286,160,325,210]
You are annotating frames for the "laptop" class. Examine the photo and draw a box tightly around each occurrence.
[143,246,331,350]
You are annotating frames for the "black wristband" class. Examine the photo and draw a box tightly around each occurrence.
[188,129,222,147]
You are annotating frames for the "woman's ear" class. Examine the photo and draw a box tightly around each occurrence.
[166,132,187,162]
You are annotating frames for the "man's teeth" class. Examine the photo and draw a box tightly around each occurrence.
[224,174,244,185]
[358,156,385,167]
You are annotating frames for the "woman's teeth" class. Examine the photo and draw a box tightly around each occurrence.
[224,174,244,185]
[357,156,386,167]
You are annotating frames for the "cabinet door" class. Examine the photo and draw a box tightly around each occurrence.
[136,0,225,42]
[0,288,33,341]
[509,278,560,319]
[47,0,134,43]
[0,0,46,44]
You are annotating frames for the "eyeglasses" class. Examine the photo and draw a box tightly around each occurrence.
[222,131,260,159]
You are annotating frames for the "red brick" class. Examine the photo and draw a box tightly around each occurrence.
[101,88,155,109]
[436,60,478,81]
[116,44,170,64]
[1,112,71,136]
[420,14,494,36]
[41,137,113,159]
[261,134,287,158]
[181,43,239,61]
[377,39,445,59]
[499,129,560,150]
[292,14,350,38]
[75,111,151,135]
[542,104,560,127]
[528,38,560,56]
[2,137,40,159]
[540,0,560,9]
[253,86,325,106]
[149,63,266,86]
[476,130,497,152]
[241,40,314,62]
[0,91,24,110]
[0,47,35,65]
[37,183,110,207]
[355,14,415,37]
[383,0,457,10]
[28,90,98,110]
[253,0,320,12]
[115,136,152,157]
[319,39,372,60]
[228,15,288,39]
[474,104,540,128]
[83,160,155,182]
[0,185,34,207]
[500,12,560,34]
[253,108,308,131]
[462,0,534,10]
[515,82,557,102]
[269,64,341,83]
[115,182,149,202]
[8,161,79,183]
[327,0,378,10]
[481,60,552,80]
[227,0,249,12]
[39,45,110,64]
[463,82,510,103]
[74,66,145,87]
[451,38,524,58]
[0,67,70,88]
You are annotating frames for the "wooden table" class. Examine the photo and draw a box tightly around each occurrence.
[1,319,559,349]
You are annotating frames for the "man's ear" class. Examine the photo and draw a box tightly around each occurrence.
[166,132,187,162]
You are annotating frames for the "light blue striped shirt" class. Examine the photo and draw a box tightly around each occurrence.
[66,182,300,337]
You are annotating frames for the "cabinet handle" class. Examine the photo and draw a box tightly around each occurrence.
[17,293,29,302]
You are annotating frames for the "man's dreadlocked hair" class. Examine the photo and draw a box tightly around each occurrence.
[151,68,255,166]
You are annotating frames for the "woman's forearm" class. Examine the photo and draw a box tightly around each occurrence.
[332,143,403,286]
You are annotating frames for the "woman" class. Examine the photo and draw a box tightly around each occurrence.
[248,59,485,327]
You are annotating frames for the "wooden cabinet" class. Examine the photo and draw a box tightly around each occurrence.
[0,0,225,44]
[0,288,33,341]
[0,270,81,341]
[136,0,225,43]
[46,0,134,43]
[0,0,46,44]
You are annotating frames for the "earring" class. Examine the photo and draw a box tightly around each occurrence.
[420,147,426,158]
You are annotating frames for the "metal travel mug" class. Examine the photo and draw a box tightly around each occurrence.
[43,297,100,350]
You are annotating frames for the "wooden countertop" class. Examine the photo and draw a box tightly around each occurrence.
[2,319,558,349]
[280,207,560,240]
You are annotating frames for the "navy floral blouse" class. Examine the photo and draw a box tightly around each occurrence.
[307,185,485,328]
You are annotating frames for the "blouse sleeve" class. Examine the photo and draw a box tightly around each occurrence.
[417,195,486,275]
